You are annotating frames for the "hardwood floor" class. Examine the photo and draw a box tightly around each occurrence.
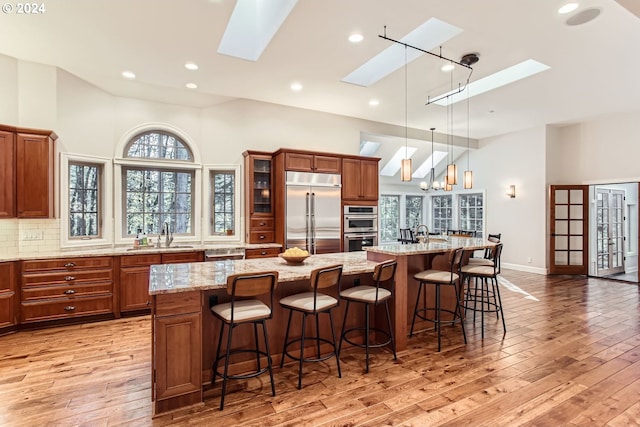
[1,269,640,426]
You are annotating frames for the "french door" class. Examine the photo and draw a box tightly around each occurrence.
[549,185,588,275]
[595,188,625,276]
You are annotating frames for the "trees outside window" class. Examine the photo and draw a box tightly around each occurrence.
[380,195,400,243]
[211,170,235,235]
[406,195,424,231]
[69,162,100,237]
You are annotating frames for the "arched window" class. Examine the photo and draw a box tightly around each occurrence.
[121,130,195,237]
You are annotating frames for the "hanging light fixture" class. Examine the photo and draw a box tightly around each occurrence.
[400,44,412,182]
[419,127,442,192]
[445,64,457,186]
[463,82,473,189]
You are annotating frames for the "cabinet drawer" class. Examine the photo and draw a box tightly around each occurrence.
[162,251,203,264]
[245,247,280,259]
[250,218,274,230]
[21,295,113,323]
[22,269,113,287]
[22,281,113,301]
[22,256,113,273]
[120,253,162,267]
[248,231,274,243]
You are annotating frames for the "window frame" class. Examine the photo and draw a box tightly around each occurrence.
[59,153,113,249]
[204,164,242,242]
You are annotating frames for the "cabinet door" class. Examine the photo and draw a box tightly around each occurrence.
[284,152,313,172]
[314,155,341,174]
[120,266,152,311]
[0,130,15,218]
[16,133,54,218]
[341,158,361,200]
[0,262,16,329]
[249,156,273,215]
[360,160,380,200]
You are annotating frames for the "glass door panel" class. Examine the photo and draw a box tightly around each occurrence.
[596,188,625,276]
[549,185,588,274]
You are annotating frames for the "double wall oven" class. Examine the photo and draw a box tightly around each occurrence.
[343,205,378,251]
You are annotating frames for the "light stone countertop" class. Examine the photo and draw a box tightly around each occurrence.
[0,242,281,262]
[149,251,380,295]
[364,237,494,256]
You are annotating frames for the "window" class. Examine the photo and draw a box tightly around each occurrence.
[211,170,235,235]
[432,195,453,234]
[120,130,197,238]
[380,195,400,243]
[405,195,424,230]
[69,162,101,238]
[458,193,484,237]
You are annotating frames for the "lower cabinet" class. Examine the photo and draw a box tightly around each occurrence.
[119,254,162,313]
[20,257,113,323]
[152,291,202,414]
[245,247,281,259]
[0,261,17,333]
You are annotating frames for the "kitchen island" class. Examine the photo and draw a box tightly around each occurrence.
[149,251,380,415]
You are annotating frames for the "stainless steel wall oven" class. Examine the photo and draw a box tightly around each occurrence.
[343,205,378,251]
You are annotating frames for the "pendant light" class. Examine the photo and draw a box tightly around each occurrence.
[429,127,437,189]
[445,64,457,186]
[463,82,473,189]
[400,44,412,181]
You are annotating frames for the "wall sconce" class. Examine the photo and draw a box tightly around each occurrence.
[507,185,516,198]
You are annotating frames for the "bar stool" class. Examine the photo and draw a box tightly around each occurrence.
[338,260,398,373]
[469,233,501,265]
[210,271,278,410]
[279,264,343,389]
[410,248,466,352]
[461,243,506,339]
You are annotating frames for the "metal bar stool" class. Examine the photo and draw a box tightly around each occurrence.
[338,260,398,373]
[410,248,466,352]
[210,271,278,410]
[461,243,506,339]
[279,264,343,389]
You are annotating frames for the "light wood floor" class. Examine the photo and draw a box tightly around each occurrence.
[2,269,640,426]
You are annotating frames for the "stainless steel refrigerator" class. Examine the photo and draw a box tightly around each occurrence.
[286,171,341,254]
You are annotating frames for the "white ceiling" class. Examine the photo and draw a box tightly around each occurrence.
[1,0,639,146]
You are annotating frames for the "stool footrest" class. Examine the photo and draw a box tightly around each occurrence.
[414,307,460,325]
[213,348,272,381]
[341,327,393,349]
[282,337,338,364]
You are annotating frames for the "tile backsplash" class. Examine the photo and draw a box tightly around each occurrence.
[0,218,61,256]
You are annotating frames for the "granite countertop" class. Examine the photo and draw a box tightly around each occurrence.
[364,236,494,256]
[0,242,281,262]
[149,251,380,295]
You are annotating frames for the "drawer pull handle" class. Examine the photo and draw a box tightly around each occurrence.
[259,222,265,226]
[259,235,265,239]
[64,262,76,268]
[64,306,76,311]
[65,276,75,281]
[64,289,76,295]
[261,251,267,255]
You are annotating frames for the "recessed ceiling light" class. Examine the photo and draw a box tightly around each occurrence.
[432,59,550,105]
[558,3,579,14]
[369,99,380,106]
[290,82,303,92]
[185,62,199,71]
[348,33,364,43]
[441,63,455,72]
[121,71,136,79]
[185,83,198,89]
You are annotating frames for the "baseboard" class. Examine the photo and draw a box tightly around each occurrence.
[501,262,548,275]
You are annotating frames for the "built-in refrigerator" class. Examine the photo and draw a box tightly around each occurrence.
[285,171,341,254]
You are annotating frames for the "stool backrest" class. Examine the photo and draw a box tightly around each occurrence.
[310,264,343,290]
[491,243,503,274]
[488,233,501,242]
[448,248,464,274]
[373,260,397,284]
[226,271,279,297]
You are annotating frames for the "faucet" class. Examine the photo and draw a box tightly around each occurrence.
[162,222,173,247]
[415,224,429,244]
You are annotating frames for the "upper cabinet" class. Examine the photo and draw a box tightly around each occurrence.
[341,158,379,202]
[244,151,275,243]
[284,151,341,174]
[0,125,56,218]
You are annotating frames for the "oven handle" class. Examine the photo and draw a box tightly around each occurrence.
[345,233,378,240]
[345,215,378,221]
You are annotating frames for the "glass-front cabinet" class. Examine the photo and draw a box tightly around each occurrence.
[243,151,274,243]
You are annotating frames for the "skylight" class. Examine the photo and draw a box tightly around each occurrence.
[412,151,448,179]
[380,147,418,177]
[432,59,550,105]
[359,141,381,156]
[342,18,463,87]
[217,0,299,61]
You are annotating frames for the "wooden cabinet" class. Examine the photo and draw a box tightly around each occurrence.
[342,158,380,202]
[0,262,17,333]
[152,291,202,415]
[0,130,15,218]
[20,257,113,323]
[0,125,56,218]
[161,251,204,264]
[119,253,162,313]
[245,247,281,259]
[244,151,275,243]
[284,152,341,174]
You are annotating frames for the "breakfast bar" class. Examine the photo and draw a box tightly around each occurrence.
[149,237,495,415]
